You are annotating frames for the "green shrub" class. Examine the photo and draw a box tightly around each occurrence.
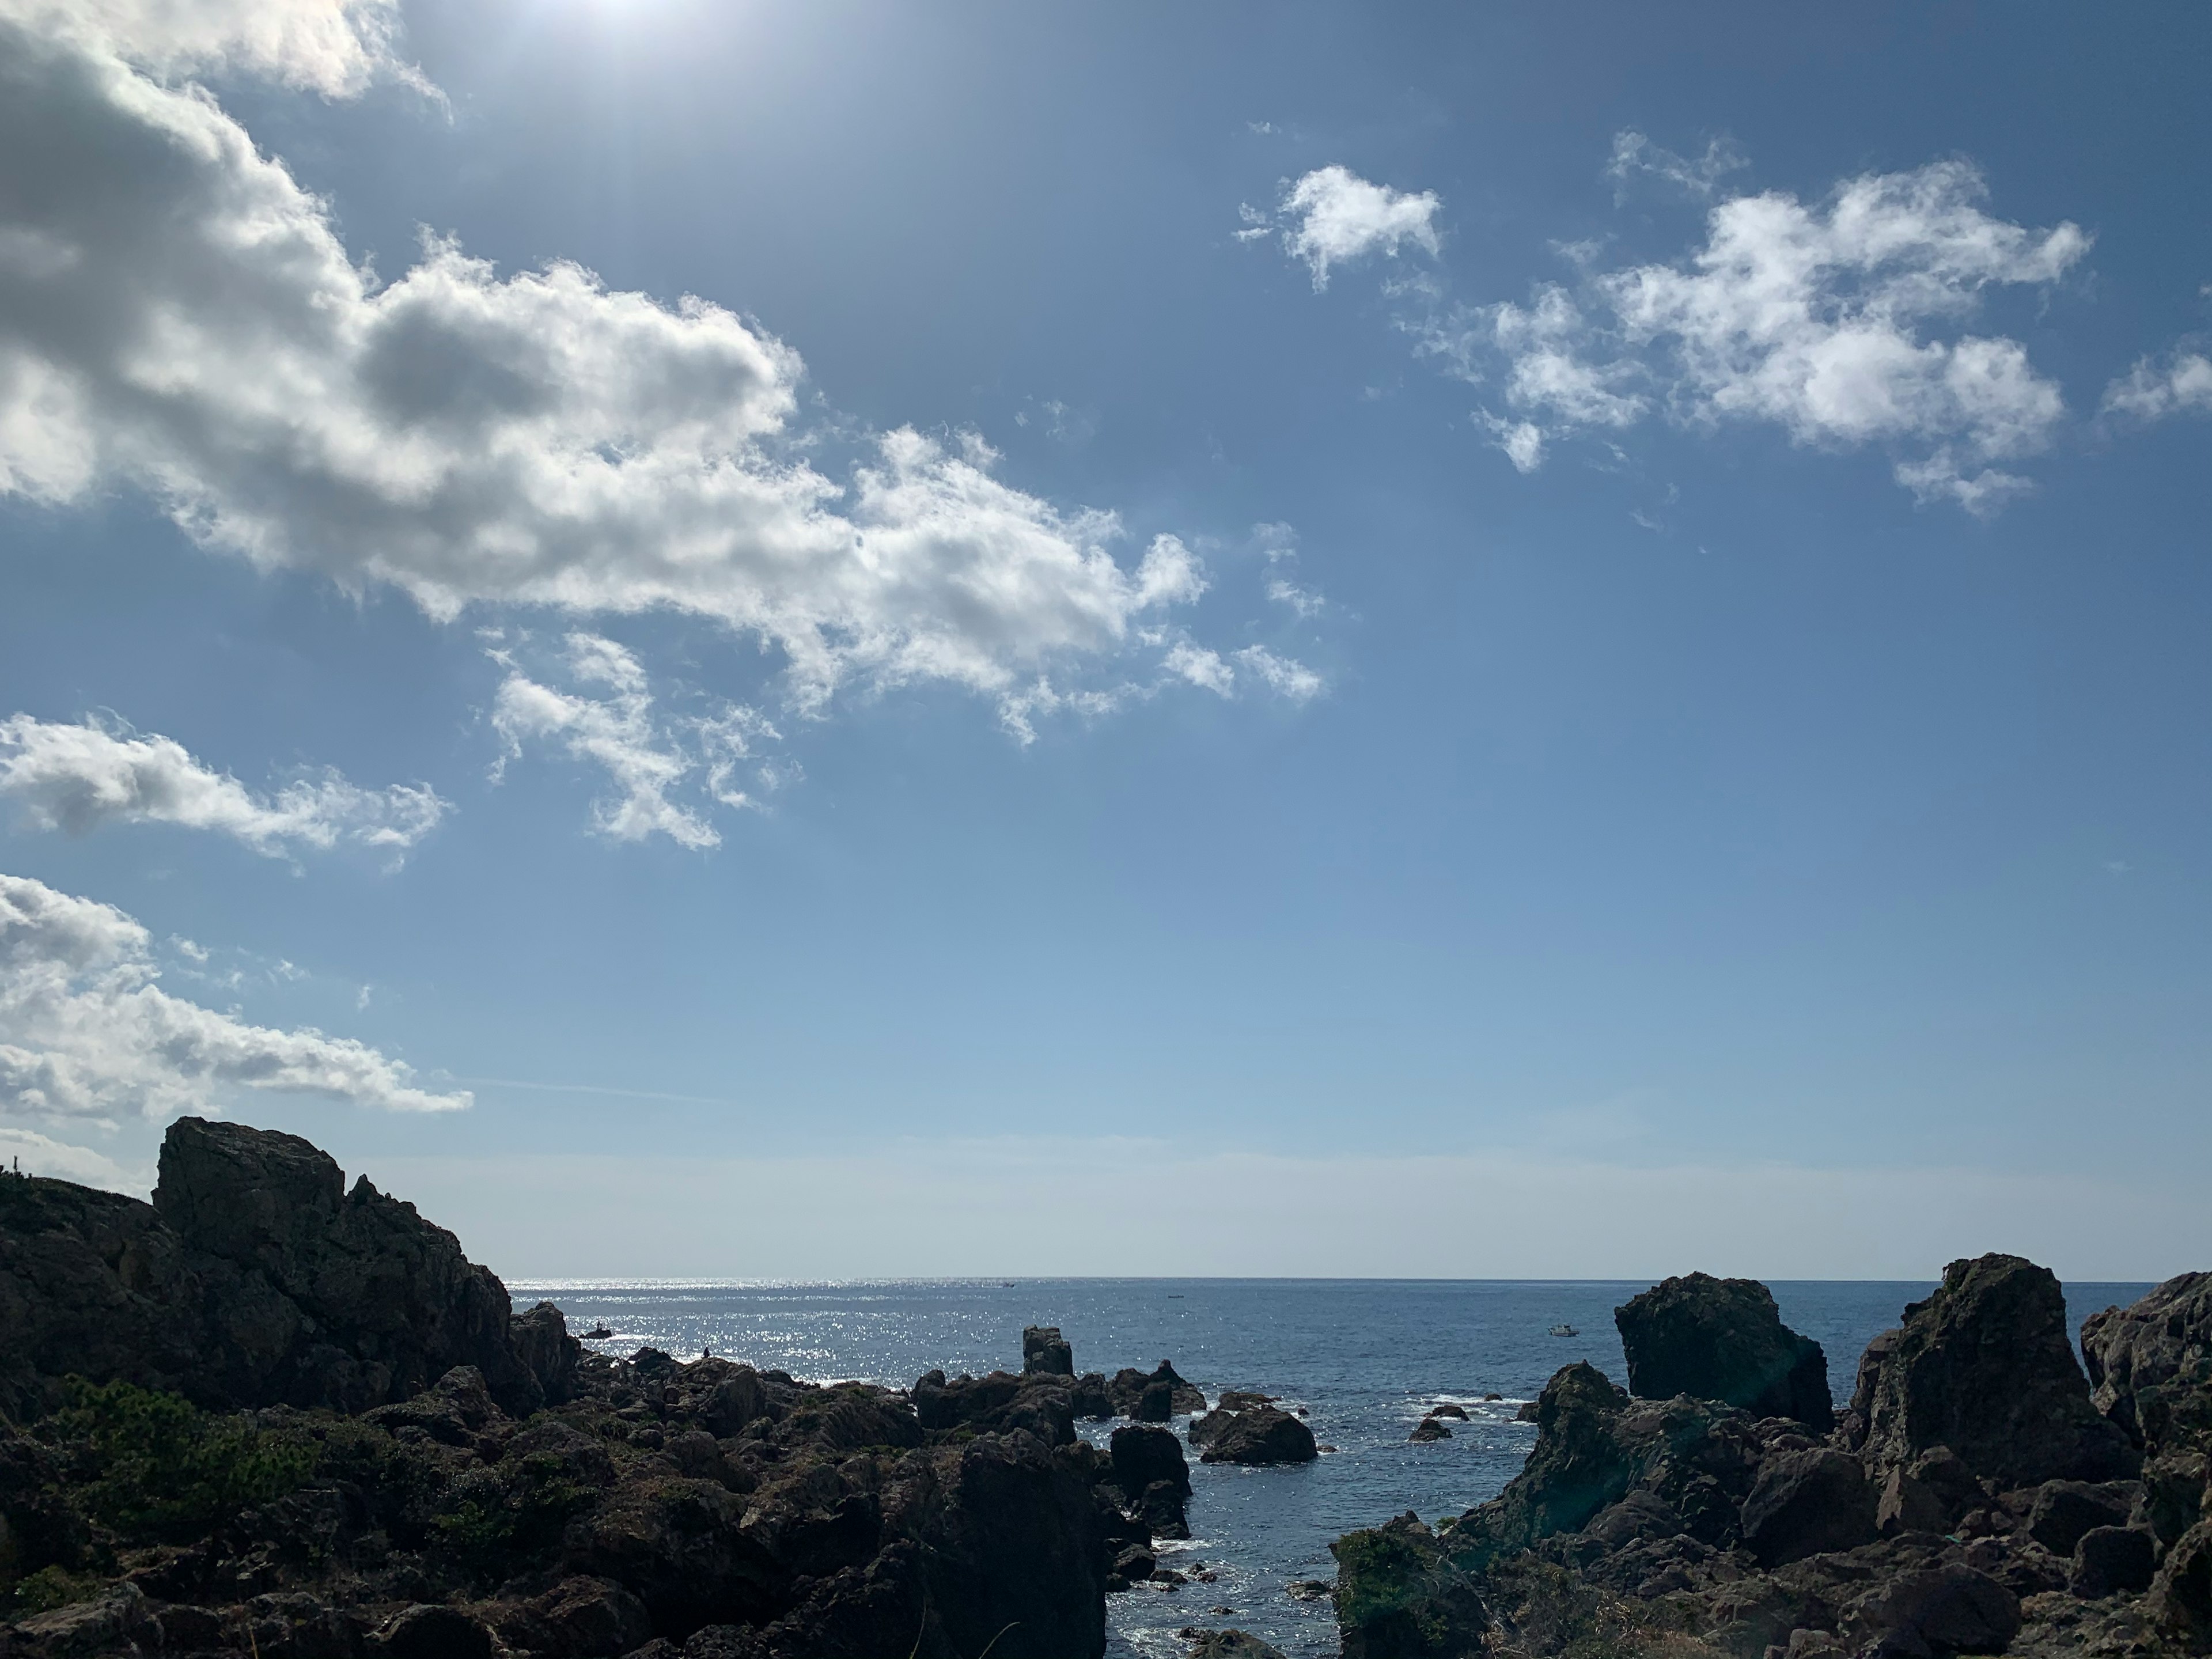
[47,1380,316,1543]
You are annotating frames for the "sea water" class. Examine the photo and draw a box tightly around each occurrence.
[512,1278,2152,1659]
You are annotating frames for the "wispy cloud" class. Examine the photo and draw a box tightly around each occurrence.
[488,632,783,851]
[0,869,468,1121]
[2101,349,2212,423]
[1604,130,1748,200]
[0,713,448,859]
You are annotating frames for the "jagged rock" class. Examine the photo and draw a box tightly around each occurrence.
[1740,1447,1878,1566]
[1408,1417,1451,1443]
[2082,1271,2212,1445]
[2152,1520,2212,1644]
[1876,1468,1948,1537]
[1331,1512,1490,1659]
[513,1300,584,1406]
[2023,1481,2133,1558]
[0,1118,551,1418]
[1614,1273,1834,1431]
[1071,1372,1113,1419]
[2069,1525,2156,1599]
[1138,1381,1176,1422]
[1108,1362,1205,1418]
[1440,1363,1762,1567]
[910,1369,1074,1446]
[1022,1325,1074,1376]
[1429,1404,1468,1421]
[1853,1255,2138,1487]
[1197,1406,1317,1467]
[1216,1391,1277,1412]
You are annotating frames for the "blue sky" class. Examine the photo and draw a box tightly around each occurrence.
[2,0,2207,1278]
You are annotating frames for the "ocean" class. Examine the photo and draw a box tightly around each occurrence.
[510,1277,2154,1659]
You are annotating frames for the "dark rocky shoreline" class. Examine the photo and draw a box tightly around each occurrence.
[1330,1261,2212,1658]
[5,1118,2207,1659]
[0,1120,1223,1658]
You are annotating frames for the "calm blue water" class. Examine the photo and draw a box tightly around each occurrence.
[513,1278,2152,1659]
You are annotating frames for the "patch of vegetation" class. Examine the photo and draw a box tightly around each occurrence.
[5,1565,105,1619]
[43,1379,316,1543]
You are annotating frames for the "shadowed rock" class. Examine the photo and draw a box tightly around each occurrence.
[1023,1324,1074,1376]
[1613,1272,1832,1431]
[1852,1254,2138,1487]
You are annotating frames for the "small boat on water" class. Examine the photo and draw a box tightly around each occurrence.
[1548,1323,1578,1337]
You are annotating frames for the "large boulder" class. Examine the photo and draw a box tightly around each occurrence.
[1614,1273,1832,1431]
[1853,1255,2138,1487]
[1195,1405,1317,1467]
[1738,1448,1877,1566]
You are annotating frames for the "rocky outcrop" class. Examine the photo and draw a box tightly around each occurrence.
[1191,1403,1317,1467]
[1108,1361,1205,1418]
[1022,1325,1074,1376]
[0,1118,573,1419]
[1109,1423,1191,1538]
[1613,1272,1832,1431]
[0,1132,1137,1659]
[1331,1512,1489,1659]
[1332,1261,2203,1659]
[1851,1253,2138,1487]
[2084,1272,2212,1446]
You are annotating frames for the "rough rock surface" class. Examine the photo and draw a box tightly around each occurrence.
[0,1129,1164,1659]
[1022,1325,1074,1377]
[1613,1273,1834,1431]
[1108,1362,1205,1418]
[0,1119,567,1419]
[1851,1253,2138,1487]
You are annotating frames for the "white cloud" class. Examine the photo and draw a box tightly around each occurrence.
[489,632,781,849]
[1232,646,1324,703]
[0,870,468,1120]
[2101,350,2212,422]
[1265,577,1324,618]
[0,13,1217,730]
[1605,130,1747,200]
[0,0,410,96]
[1163,642,1235,696]
[1273,165,1441,291]
[1431,157,2087,510]
[0,713,448,857]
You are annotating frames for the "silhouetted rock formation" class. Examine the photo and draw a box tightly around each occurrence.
[0,1117,568,1419]
[1613,1271,1833,1430]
